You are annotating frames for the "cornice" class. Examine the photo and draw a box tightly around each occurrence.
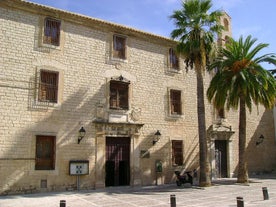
[0,0,176,46]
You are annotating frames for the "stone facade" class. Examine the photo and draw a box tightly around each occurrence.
[0,0,275,195]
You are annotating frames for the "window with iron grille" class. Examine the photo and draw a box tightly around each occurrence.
[35,135,55,170]
[43,18,61,46]
[113,35,126,59]
[217,108,225,119]
[172,140,183,166]
[169,48,179,70]
[38,70,59,103]
[170,89,182,115]
[110,81,129,110]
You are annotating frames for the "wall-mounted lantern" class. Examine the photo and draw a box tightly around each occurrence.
[78,127,86,144]
[256,134,264,146]
[152,130,161,145]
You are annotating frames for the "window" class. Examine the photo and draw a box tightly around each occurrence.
[170,89,182,115]
[35,135,55,170]
[110,80,129,110]
[38,70,59,103]
[113,35,126,59]
[217,108,225,119]
[43,18,61,46]
[223,18,229,31]
[224,36,230,44]
[172,140,183,166]
[169,48,179,70]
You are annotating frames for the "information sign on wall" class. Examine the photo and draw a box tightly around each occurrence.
[69,160,89,175]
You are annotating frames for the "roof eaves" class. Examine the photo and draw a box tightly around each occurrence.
[4,0,176,45]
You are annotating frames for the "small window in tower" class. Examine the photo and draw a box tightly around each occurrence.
[223,18,229,31]
[217,108,225,119]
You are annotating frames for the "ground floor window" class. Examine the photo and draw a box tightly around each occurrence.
[35,135,56,170]
[38,70,59,103]
[172,140,183,166]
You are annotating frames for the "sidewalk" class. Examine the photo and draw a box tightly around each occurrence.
[1,176,276,207]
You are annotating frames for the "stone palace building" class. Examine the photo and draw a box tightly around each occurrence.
[0,0,275,195]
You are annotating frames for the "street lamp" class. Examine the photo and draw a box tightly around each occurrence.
[152,130,161,145]
[78,127,86,144]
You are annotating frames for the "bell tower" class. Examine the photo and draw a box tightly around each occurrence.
[218,12,232,46]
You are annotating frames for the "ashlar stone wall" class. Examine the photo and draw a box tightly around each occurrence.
[0,0,275,195]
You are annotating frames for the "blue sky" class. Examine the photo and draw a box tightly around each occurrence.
[28,0,276,70]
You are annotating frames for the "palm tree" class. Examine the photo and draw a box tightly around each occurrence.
[170,0,223,187]
[207,35,276,183]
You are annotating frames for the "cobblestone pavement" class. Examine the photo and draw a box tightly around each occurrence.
[1,176,276,207]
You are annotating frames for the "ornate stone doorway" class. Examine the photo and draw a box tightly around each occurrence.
[93,121,143,188]
[208,121,234,179]
[105,137,130,186]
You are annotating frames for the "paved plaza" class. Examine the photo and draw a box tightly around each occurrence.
[1,176,276,207]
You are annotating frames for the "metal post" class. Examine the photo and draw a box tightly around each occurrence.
[170,194,176,207]
[77,175,80,190]
[60,200,66,207]
[262,187,269,200]
[236,197,244,207]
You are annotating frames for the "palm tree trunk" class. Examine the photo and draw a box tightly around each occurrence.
[196,62,211,187]
[237,97,249,183]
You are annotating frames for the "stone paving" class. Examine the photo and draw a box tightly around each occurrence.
[1,176,276,207]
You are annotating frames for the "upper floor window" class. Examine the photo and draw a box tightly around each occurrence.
[35,135,56,170]
[170,89,182,115]
[38,70,59,103]
[113,35,127,60]
[110,80,129,110]
[172,140,183,166]
[169,48,179,70]
[217,108,225,119]
[43,18,61,46]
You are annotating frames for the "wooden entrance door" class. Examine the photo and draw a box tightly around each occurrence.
[215,140,228,178]
[105,137,130,186]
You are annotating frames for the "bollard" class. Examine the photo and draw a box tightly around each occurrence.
[262,187,269,200]
[236,196,244,207]
[170,194,176,207]
[60,200,66,207]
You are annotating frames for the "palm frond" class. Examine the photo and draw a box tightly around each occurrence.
[170,0,223,69]
[207,34,276,112]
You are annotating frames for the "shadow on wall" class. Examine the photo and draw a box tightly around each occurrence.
[137,131,199,186]
[233,108,276,177]
[0,8,204,194]
[0,81,107,194]
[0,8,119,195]
[1,69,201,194]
